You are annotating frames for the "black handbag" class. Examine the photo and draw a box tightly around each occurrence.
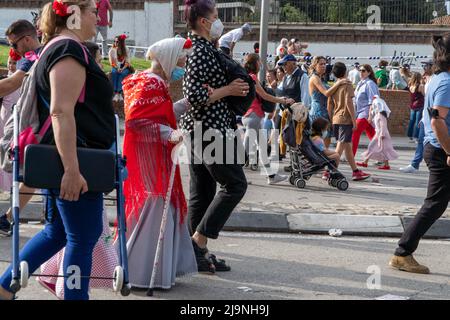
[23,144,116,193]
[212,48,256,116]
[260,86,276,113]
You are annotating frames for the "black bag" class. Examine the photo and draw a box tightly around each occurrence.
[282,118,297,148]
[23,144,116,193]
[212,49,256,116]
[260,86,276,113]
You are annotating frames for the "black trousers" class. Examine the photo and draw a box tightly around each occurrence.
[395,144,450,256]
[187,134,248,239]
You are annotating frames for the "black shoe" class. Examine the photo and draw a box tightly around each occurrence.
[192,241,215,274]
[283,165,292,172]
[0,215,11,236]
[209,254,231,272]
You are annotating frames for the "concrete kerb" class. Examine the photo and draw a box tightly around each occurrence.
[9,202,450,240]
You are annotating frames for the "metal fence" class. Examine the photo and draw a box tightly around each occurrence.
[177,0,449,25]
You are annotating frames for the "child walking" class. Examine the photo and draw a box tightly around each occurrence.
[358,96,398,169]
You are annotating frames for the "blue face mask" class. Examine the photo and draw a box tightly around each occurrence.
[171,66,185,82]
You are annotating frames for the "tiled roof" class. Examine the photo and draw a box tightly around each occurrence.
[432,15,450,25]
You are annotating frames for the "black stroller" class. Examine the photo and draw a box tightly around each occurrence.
[286,118,349,191]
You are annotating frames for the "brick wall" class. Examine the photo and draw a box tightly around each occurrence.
[379,89,411,136]
[168,79,183,102]
[174,23,449,45]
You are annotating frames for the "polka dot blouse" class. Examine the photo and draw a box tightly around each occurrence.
[180,34,234,135]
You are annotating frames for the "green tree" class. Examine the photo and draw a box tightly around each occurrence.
[280,3,310,23]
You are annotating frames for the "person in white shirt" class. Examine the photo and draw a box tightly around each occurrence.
[348,62,361,86]
[276,38,288,57]
[218,23,252,57]
[387,61,408,90]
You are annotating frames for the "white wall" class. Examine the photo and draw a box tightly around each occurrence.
[0,2,174,47]
[235,41,433,70]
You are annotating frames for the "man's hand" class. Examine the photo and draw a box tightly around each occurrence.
[109,21,113,28]
[285,98,295,105]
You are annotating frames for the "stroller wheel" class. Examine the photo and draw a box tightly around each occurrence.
[9,280,20,294]
[289,175,296,185]
[295,179,306,189]
[20,261,29,289]
[113,266,124,293]
[121,284,131,297]
[337,180,349,191]
[330,179,338,188]
[250,164,259,171]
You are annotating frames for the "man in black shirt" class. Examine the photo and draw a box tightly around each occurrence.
[277,54,303,105]
[275,54,303,163]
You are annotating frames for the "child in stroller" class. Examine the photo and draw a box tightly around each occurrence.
[284,104,349,191]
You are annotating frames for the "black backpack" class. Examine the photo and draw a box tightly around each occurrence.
[212,49,256,116]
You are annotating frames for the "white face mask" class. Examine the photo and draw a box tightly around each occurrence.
[207,18,224,39]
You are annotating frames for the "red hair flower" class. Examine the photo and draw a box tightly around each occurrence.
[52,0,71,17]
[9,48,22,61]
[183,38,193,49]
[118,34,127,41]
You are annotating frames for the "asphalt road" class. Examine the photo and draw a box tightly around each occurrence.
[1,225,449,300]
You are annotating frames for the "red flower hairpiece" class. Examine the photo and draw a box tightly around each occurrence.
[9,48,22,61]
[52,0,70,17]
[118,34,127,41]
[183,38,192,49]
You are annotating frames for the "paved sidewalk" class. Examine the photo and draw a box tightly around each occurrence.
[2,138,449,239]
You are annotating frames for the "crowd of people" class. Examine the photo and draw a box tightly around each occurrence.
[0,0,448,300]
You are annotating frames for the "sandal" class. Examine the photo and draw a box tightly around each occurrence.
[192,241,215,274]
[209,253,231,272]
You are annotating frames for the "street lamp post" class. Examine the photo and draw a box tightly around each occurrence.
[259,0,270,82]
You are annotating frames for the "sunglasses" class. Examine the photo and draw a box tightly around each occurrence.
[9,34,30,50]
[359,69,367,73]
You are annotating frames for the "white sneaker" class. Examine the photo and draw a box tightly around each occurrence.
[267,174,288,185]
[399,165,418,173]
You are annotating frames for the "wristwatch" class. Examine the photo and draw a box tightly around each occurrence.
[428,108,446,120]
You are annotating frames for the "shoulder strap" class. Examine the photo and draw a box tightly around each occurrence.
[36,36,90,138]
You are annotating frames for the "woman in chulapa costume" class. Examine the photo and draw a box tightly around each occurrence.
[118,37,197,290]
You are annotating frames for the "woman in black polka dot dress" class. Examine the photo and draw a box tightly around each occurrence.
[181,0,250,274]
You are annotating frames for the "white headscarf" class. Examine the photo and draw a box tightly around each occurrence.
[372,95,392,118]
[146,37,191,80]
